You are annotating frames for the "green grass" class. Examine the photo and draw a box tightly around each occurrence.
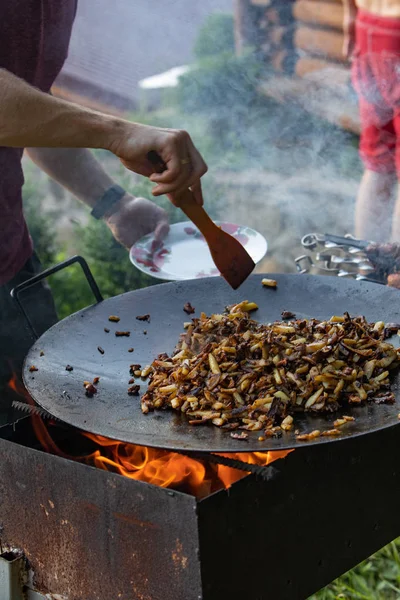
[310,539,400,599]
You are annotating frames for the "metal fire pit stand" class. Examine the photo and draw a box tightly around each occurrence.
[1,417,400,600]
[0,552,25,600]
[6,254,400,599]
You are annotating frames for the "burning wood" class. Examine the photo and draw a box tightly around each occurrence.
[141,303,400,437]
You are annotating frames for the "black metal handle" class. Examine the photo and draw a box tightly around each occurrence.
[324,233,370,250]
[10,255,103,339]
[147,150,167,174]
[184,451,280,482]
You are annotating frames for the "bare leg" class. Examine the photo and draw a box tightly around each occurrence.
[391,183,400,241]
[354,169,396,242]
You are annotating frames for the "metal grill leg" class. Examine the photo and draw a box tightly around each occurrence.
[0,553,24,600]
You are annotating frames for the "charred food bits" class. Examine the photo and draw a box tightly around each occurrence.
[140,302,400,435]
[136,314,150,322]
[84,381,97,397]
[183,302,195,315]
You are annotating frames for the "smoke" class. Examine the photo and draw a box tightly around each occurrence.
[51,1,362,274]
[168,58,360,272]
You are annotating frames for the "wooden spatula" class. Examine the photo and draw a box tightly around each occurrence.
[147,151,255,289]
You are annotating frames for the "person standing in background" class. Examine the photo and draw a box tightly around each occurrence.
[343,0,400,242]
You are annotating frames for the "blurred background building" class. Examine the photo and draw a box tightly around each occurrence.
[53,0,233,113]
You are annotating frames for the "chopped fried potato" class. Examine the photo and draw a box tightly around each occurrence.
[321,429,341,437]
[296,430,321,441]
[343,415,355,422]
[140,304,400,438]
[262,278,277,288]
[281,415,294,431]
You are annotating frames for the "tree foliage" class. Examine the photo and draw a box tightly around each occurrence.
[193,13,235,60]
[22,175,58,267]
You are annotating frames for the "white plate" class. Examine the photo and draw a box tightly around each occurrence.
[129,221,268,281]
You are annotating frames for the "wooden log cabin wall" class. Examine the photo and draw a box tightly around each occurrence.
[234,0,360,133]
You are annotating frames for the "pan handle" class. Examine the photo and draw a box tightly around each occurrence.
[10,255,103,339]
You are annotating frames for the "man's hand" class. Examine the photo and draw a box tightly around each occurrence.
[343,0,357,60]
[107,123,207,206]
[104,194,169,249]
[388,274,400,288]
[27,147,170,248]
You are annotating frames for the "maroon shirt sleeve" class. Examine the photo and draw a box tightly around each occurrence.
[0,0,77,285]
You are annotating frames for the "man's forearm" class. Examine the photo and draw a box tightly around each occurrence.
[0,68,208,202]
[0,68,127,151]
[26,147,117,208]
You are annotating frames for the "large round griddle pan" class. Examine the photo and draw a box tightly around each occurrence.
[23,274,400,452]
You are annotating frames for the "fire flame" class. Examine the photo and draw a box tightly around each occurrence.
[81,433,292,497]
[8,375,292,497]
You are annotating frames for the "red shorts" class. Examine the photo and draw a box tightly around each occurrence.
[352,10,400,174]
